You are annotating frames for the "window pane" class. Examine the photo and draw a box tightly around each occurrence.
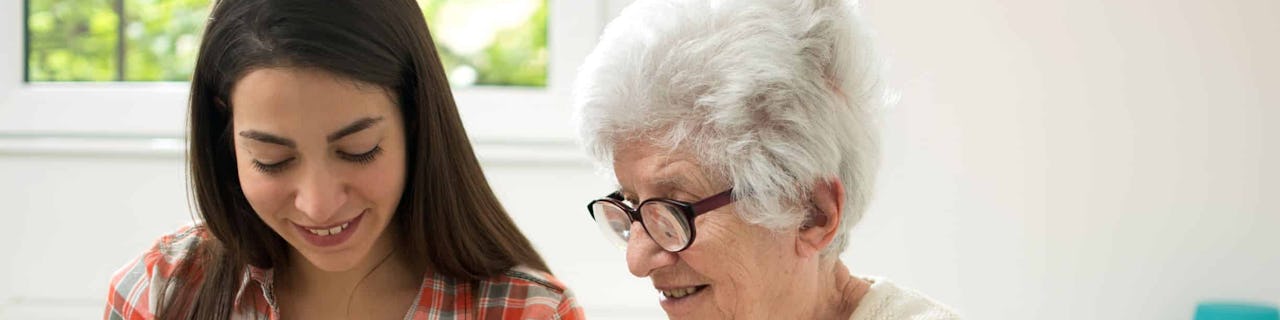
[26,0,119,81]
[420,0,548,87]
[123,0,209,81]
[25,0,548,87]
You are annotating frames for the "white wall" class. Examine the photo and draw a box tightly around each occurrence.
[850,0,1280,318]
[2,0,1278,319]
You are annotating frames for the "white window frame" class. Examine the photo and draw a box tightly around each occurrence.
[0,0,626,153]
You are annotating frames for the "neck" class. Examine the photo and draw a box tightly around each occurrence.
[812,260,870,319]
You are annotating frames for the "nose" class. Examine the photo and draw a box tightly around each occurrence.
[626,221,677,277]
[293,163,348,224]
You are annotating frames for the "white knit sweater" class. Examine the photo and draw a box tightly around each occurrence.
[849,277,962,320]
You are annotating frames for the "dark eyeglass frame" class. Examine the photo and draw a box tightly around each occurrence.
[586,188,735,252]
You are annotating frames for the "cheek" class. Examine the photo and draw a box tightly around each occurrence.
[687,216,789,302]
[683,218,753,282]
[236,163,292,220]
[351,149,406,209]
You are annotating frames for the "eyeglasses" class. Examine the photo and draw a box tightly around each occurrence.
[587,188,735,252]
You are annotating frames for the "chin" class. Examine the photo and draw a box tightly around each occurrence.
[284,231,374,272]
[297,246,367,271]
[666,310,724,320]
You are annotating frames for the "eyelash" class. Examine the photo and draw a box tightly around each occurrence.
[338,145,383,164]
[252,158,292,174]
[250,145,383,174]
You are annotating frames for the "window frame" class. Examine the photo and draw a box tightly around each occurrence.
[0,0,616,144]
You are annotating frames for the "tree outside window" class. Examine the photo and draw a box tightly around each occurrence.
[25,0,548,87]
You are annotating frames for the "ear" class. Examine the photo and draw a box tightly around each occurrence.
[796,178,845,258]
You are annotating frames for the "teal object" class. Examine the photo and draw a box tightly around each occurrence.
[1195,302,1280,320]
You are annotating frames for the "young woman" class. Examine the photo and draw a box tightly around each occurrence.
[104,0,583,319]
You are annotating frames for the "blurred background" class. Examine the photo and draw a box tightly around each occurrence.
[0,0,1276,319]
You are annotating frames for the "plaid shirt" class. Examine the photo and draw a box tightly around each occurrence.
[106,225,585,320]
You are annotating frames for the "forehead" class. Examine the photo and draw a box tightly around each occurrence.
[612,143,715,194]
[230,68,394,130]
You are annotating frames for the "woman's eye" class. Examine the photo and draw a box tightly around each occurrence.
[251,158,293,174]
[338,145,382,164]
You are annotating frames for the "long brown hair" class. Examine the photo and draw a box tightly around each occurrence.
[164,0,550,318]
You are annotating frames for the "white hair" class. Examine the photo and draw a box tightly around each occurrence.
[573,0,886,256]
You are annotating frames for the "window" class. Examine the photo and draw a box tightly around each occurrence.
[2,0,631,314]
[2,0,607,144]
[24,0,548,87]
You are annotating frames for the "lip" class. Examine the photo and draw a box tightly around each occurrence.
[294,210,365,248]
[657,284,710,316]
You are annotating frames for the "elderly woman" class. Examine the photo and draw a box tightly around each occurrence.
[574,0,959,319]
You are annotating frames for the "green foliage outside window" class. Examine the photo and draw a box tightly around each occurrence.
[25,0,548,87]
[123,0,209,81]
[26,0,120,81]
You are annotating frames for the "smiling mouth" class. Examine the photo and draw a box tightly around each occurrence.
[660,285,709,299]
[294,210,364,236]
[292,211,367,248]
[303,222,350,236]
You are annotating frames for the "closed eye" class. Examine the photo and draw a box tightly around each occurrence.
[338,145,382,164]
[252,158,294,174]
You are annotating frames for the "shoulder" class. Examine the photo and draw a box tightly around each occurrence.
[105,224,210,319]
[851,276,962,320]
[493,265,572,295]
[473,265,585,319]
[131,224,210,277]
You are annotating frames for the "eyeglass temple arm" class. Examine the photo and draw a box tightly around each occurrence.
[690,188,734,213]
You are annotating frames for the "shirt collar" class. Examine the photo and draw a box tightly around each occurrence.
[233,264,279,315]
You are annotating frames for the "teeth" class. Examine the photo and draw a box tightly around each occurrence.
[307,222,349,236]
[661,286,701,299]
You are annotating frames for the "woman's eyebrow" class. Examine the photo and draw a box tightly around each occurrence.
[326,116,384,142]
[621,175,687,200]
[653,175,687,192]
[238,130,295,148]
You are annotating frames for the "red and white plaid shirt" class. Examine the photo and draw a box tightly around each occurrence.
[105,225,585,320]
